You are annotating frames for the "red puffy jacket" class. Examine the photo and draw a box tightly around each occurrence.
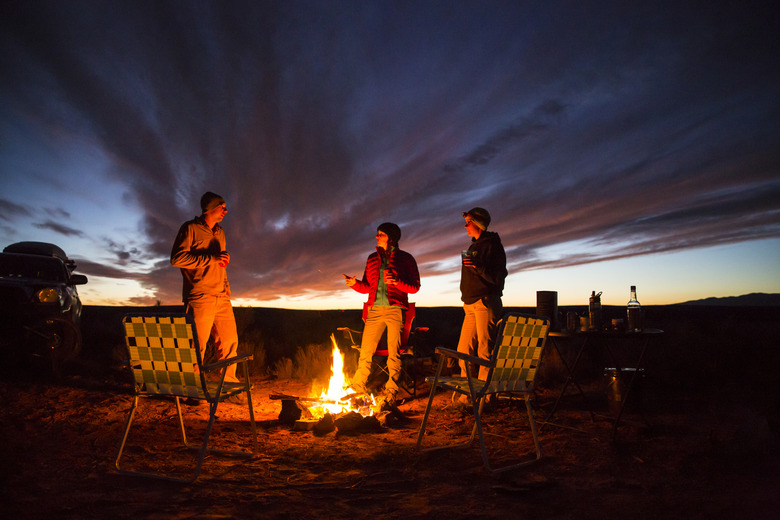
[351,247,420,308]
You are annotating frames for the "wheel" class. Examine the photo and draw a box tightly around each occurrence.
[44,318,82,377]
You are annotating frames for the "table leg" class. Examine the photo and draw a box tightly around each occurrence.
[610,335,651,441]
[541,335,596,429]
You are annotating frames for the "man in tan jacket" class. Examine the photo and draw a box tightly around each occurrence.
[171,191,239,383]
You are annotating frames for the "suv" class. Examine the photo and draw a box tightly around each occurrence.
[0,241,88,375]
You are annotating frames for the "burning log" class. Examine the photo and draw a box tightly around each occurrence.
[269,392,364,404]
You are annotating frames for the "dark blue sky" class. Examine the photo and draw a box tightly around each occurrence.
[1,1,778,307]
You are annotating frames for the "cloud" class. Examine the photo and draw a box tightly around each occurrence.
[33,220,84,237]
[0,199,32,221]
[1,1,778,305]
[72,258,139,279]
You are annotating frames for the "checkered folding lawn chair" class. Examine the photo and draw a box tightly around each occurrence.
[416,313,550,474]
[115,313,258,483]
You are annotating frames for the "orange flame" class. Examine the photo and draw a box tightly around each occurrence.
[308,334,374,419]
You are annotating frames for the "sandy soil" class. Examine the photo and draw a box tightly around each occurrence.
[1,365,778,520]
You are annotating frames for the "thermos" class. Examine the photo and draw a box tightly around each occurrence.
[588,291,602,331]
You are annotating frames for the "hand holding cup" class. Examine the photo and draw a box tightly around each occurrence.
[461,250,476,268]
[384,269,398,285]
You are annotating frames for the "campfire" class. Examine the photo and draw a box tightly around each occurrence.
[271,334,392,434]
[308,334,376,419]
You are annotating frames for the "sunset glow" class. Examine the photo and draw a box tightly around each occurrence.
[2,1,778,309]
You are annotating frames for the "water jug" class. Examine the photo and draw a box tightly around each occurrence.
[588,291,602,331]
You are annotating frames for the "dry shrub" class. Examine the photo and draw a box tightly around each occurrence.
[240,329,267,376]
[341,346,359,378]
[268,342,357,389]
[273,357,294,379]
[292,344,331,382]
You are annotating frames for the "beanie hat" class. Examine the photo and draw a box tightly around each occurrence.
[200,192,226,213]
[377,222,402,247]
[463,207,491,230]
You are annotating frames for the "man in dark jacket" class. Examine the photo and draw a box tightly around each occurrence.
[456,207,507,381]
[344,222,420,406]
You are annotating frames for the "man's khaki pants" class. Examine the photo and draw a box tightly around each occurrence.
[186,294,239,381]
[456,295,502,380]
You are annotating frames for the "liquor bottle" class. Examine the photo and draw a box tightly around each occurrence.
[588,291,602,331]
[627,285,642,332]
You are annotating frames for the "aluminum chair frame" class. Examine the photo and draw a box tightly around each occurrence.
[416,313,550,474]
[115,313,258,483]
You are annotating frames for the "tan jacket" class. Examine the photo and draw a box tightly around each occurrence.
[170,216,230,301]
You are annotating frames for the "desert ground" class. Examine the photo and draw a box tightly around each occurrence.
[1,304,779,519]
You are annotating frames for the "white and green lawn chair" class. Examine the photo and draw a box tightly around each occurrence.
[115,313,258,483]
[417,313,550,474]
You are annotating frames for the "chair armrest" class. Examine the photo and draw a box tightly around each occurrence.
[202,352,253,373]
[434,347,492,368]
[336,327,361,346]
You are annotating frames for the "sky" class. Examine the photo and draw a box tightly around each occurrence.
[1,0,779,310]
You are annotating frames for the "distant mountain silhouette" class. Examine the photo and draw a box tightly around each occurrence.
[674,292,780,306]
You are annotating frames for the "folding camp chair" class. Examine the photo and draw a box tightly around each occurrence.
[339,302,418,397]
[115,313,258,483]
[416,313,550,474]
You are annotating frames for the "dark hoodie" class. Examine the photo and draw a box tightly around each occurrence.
[460,231,507,304]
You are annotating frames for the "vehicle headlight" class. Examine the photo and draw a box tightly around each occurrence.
[37,287,62,303]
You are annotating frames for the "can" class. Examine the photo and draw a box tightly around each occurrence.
[566,311,578,332]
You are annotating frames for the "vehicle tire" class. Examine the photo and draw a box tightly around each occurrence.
[45,317,82,377]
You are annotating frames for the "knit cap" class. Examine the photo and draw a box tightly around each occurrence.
[463,207,491,230]
[377,222,401,246]
[200,192,226,213]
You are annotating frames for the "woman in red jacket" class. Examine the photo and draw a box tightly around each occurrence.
[344,222,420,408]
